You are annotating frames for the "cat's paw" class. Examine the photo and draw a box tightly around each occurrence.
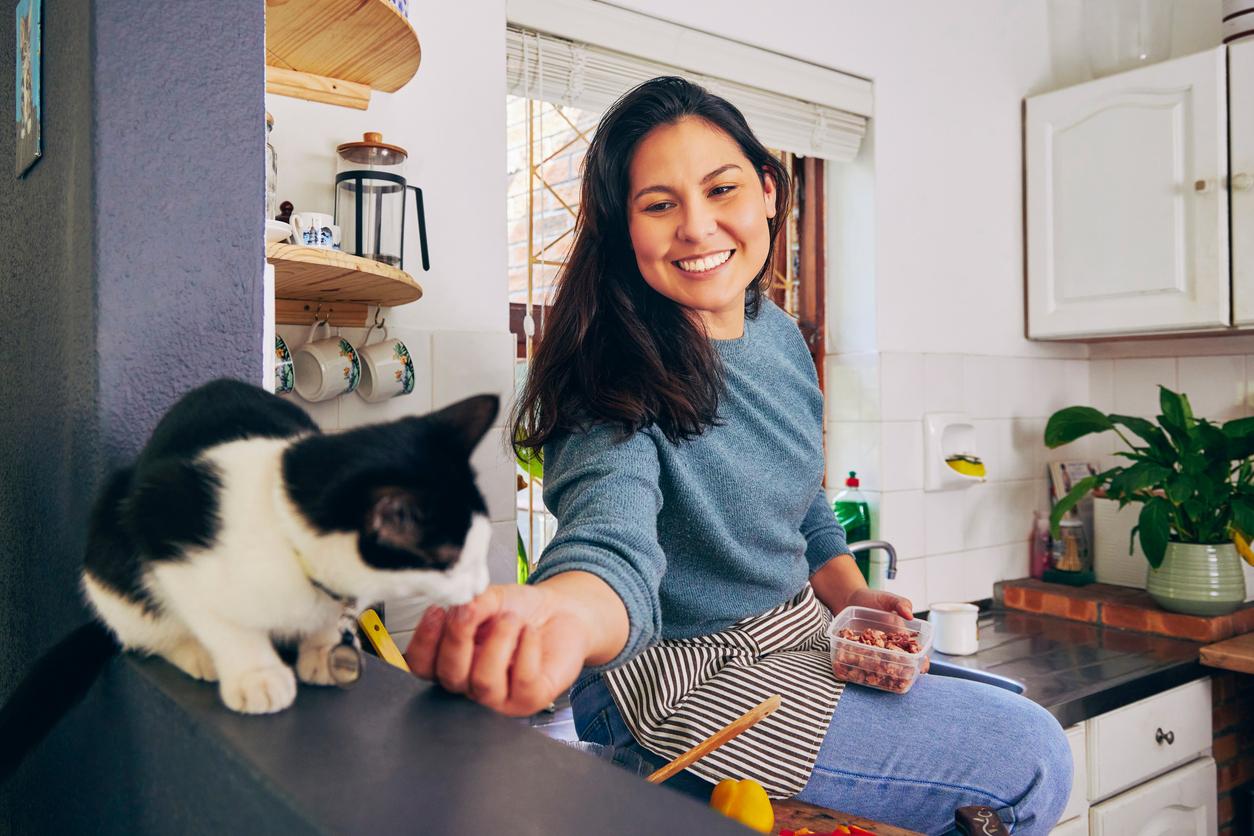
[164,640,218,682]
[296,641,341,686]
[219,665,297,714]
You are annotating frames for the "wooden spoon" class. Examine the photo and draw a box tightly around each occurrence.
[645,694,782,784]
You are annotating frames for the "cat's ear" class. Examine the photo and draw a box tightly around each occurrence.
[425,394,499,453]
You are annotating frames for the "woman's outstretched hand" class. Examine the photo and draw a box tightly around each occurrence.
[405,572,629,717]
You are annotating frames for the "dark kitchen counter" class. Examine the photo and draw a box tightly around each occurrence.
[930,609,1206,728]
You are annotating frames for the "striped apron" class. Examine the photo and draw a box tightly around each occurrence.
[603,585,842,798]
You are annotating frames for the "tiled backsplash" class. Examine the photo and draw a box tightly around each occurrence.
[827,351,1089,610]
[276,324,519,641]
[828,347,1254,611]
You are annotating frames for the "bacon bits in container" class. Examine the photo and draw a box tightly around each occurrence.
[827,606,932,694]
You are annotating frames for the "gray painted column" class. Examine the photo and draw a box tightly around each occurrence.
[0,0,264,828]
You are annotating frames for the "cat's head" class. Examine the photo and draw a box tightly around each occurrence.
[281,394,500,607]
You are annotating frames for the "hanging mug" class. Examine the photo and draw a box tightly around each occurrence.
[356,320,415,403]
[291,212,342,249]
[293,319,360,402]
[274,334,294,395]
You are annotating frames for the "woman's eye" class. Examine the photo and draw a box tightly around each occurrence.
[710,185,737,197]
[644,201,674,213]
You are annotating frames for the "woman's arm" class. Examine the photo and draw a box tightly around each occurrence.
[405,570,628,717]
[809,553,913,620]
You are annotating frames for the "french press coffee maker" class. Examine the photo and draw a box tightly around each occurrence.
[334,132,430,272]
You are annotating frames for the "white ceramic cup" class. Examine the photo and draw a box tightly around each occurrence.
[356,326,415,403]
[928,602,979,656]
[293,320,360,402]
[291,212,341,249]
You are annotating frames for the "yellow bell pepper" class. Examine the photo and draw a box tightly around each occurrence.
[709,778,774,833]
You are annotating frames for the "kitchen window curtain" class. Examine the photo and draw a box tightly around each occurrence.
[505,25,868,163]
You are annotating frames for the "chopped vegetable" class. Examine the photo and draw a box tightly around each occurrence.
[709,778,774,833]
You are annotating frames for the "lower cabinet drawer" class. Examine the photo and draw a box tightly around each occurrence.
[1085,678,1211,801]
[1059,724,1088,825]
[1088,757,1216,836]
[1051,815,1088,836]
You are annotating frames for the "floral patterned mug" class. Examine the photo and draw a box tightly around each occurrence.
[356,324,415,403]
[274,334,294,395]
[293,319,360,402]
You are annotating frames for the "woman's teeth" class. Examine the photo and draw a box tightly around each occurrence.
[676,250,733,273]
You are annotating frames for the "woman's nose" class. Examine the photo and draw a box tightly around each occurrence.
[676,202,717,242]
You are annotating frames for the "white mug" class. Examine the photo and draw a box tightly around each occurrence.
[928,602,979,656]
[291,212,341,249]
[293,320,360,402]
[356,326,415,403]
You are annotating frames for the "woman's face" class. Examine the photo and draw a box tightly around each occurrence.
[626,117,776,339]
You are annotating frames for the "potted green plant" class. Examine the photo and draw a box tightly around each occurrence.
[1045,386,1254,616]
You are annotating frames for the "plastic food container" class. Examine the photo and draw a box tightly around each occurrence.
[827,606,932,694]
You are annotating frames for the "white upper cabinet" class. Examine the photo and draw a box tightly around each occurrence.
[1026,47,1230,339]
[1233,39,1254,326]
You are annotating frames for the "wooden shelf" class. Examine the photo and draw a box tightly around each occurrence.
[265,0,421,110]
[1201,633,1254,674]
[268,243,423,325]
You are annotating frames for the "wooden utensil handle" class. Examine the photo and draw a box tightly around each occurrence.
[645,694,782,784]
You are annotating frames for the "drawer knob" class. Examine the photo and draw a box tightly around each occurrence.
[1155,727,1175,745]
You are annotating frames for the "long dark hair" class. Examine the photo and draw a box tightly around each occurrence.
[511,76,791,455]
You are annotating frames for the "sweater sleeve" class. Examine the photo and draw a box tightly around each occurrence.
[801,487,849,574]
[527,423,665,671]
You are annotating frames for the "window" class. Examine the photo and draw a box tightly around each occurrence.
[505,19,867,575]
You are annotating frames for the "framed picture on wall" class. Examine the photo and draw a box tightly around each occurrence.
[15,0,41,178]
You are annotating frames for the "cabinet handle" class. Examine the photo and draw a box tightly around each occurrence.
[1155,727,1175,745]
[1195,179,1211,193]
[1233,173,1254,191]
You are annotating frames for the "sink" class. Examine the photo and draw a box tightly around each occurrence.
[928,659,1025,694]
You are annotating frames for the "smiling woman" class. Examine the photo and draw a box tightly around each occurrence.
[403,76,1075,834]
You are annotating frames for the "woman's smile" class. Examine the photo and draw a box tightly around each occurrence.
[627,116,775,338]
[673,248,735,276]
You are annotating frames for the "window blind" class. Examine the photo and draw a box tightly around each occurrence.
[506,25,867,162]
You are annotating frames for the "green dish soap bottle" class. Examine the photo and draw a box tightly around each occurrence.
[833,471,872,580]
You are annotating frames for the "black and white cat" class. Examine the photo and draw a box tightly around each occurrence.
[1,379,497,780]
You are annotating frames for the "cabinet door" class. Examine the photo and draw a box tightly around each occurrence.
[1059,724,1088,825]
[1233,39,1254,325]
[1026,47,1229,338]
[1088,757,1216,836]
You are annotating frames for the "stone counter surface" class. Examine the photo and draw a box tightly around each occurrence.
[930,609,1204,728]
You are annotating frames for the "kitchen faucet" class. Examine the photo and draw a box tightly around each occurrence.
[846,540,898,580]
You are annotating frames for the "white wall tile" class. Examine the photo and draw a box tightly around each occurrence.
[926,546,1003,606]
[879,352,925,421]
[431,331,516,426]
[998,357,1044,418]
[1112,357,1177,418]
[973,420,1000,479]
[826,421,880,491]
[1036,359,1072,419]
[1063,359,1089,409]
[924,490,965,555]
[336,328,434,428]
[1178,355,1244,422]
[472,428,519,524]
[826,353,880,422]
[1246,356,1254,417]
[1089,359,1114,412]
[963,355,1001,419]
[962,480,1036,550]
[880,421,923,491]
[1005,418,1045,482]
[487,519,520,586]
[924,354,965,413]
[874,489,926,560]
[276,323,339,429]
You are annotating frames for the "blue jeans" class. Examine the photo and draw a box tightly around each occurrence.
[570,671,1073,836]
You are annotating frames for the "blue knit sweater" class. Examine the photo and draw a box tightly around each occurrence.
[529,300,848,669]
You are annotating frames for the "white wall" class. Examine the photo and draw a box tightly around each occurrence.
[266,1,518,638]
